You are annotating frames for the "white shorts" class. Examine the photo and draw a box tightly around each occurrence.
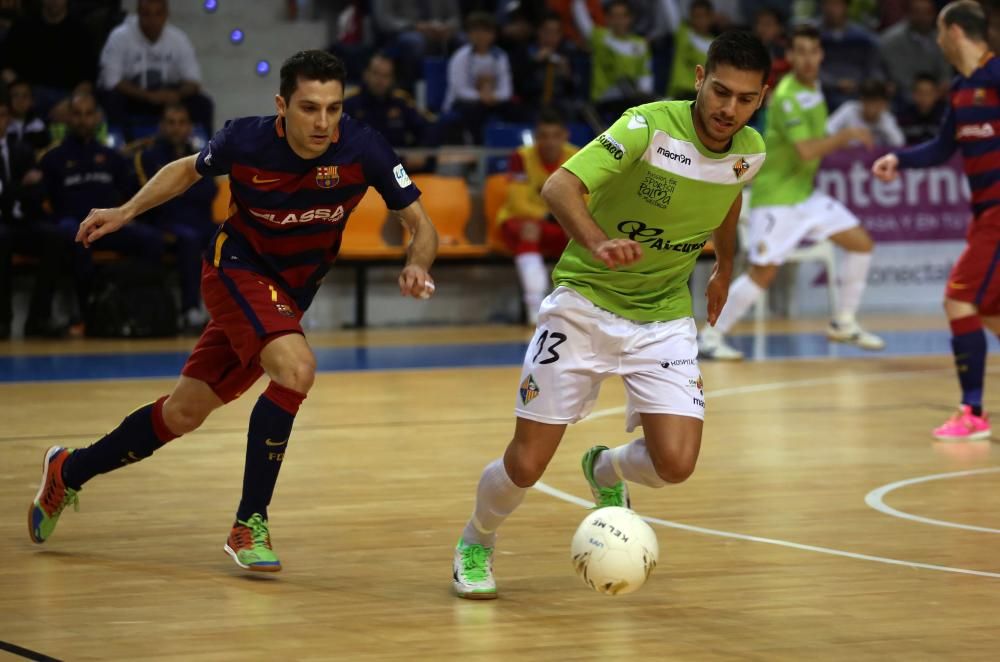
[747,191,858,265]
[514,286,705,432]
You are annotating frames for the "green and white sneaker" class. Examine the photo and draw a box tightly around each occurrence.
[224,513,281,572]
[581,445,630,509]
[453,539,497,600]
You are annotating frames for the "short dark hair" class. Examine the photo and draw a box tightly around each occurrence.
[466,11,496,32]
[605,0,631,14]
[941,0,987,42]
[536,107,565,127]
[913,71,939,87]
[790,24,822,46]
[859,79,889,100]
[280,50,347,103]
[162,102,189,118]
[691,0,714,13]
[705,30,771,86]
[541,10,562,26]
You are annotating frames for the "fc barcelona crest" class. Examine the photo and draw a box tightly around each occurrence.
[732,157,750,180]
[316,165,340,189]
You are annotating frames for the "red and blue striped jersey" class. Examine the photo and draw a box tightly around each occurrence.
[897,53,1000,217]
[195,113,420,309]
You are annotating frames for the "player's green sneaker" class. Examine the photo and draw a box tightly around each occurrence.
[224,513,282,572]
[28,446,79,544]
[452,539,497,600]
[581,445,630,509]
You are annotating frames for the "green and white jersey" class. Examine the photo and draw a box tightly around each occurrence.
[556,100,766,323]
[750,75,827,208]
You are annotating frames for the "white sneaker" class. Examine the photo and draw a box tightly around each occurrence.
[826,316,885,351]
[698,325,744,361]
[453,539,497,600]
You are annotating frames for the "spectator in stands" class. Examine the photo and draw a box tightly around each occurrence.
[817,0,884,110]
[553,0,604,49]
[753,7,791,92]
[40,92,163,322]
[879,0,952,105]
[0,0,25,41]
[344,53,436,173]
[6,79,50,151]
[0,0,99,117]
[134,103,215,332]
[668,0,715,100]
[574,0,653,118]
[509,12,579,118]
[623,0,682,41]
[897,72,947,145]
[496,108,574,325]
[0,96,68,339]
[826,79,906,147]
[98,0,213,140]
[443,12,520,143]
[372,0,461,89]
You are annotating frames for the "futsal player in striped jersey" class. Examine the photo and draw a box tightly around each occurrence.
[28,51,439,571]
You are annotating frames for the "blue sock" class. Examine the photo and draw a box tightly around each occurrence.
[235,382,306,522]
[950,316,986,416]
[62,396,179,490]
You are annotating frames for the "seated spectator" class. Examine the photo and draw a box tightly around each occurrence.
[753,7,790,91]
[575,0,654,118]
[879,0,952,106]
[496,108,574,325]
[443,12,522,143]
[344,53,436,173]
[372,0,461,89]
[40,91,164,322]
[817,0,885,110]
[0,0,98,117]
[0,96,69,338]
[623,0,682,41]
[134,103,215,332]
[6,79,50,151]
[98,0,213,140]
[668,0,714,100]
[509,12,580,118]
[897,72,946,145]
[826,79,905,148]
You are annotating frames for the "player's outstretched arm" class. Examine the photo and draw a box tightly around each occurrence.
[393,199,439,298]
[541,168,642,269]
[793,126,873,162]
[76,154,202,248]
[871,153,900,182]
[705,194,740,326]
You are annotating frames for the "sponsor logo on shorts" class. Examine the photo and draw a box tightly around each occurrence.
[520,374,540,405]
[617,220,708,253]
[597,133,626,160]
[275,303,295,317]
[692,397,705,408]
[655,146,691,166]
[660,358,698,368]
[638,172,677,209]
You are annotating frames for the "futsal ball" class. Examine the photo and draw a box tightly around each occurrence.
[571,506,659,596]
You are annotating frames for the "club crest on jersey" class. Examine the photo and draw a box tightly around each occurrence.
[520,374,540,405]
[974,88,987,105]
[315,165,339,189]
[732,157,750,180]
[275,303,295,317]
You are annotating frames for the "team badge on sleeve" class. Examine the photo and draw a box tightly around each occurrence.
[732,157,750,180]
[316,165,340,189]
[393,164,412,188]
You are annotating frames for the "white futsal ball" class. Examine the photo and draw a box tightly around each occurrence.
[571,506,659,596]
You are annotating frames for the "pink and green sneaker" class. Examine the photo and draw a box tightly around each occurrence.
[933,405,991,441]
[28,446,79,544]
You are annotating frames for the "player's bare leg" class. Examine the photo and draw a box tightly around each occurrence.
[29,375,223,544]
[827,226,884,350]
[223,332,314,572]
[935,298,991,440]
[454,418,566,599]
[700,263,779,361]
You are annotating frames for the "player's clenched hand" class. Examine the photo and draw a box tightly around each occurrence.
[76,207,130,248]
[399,264,435,299]
[705,266,730,327]
[871,153,899,182]
[592,239,642,269]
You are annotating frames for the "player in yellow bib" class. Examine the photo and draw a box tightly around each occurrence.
[451,31,772,599]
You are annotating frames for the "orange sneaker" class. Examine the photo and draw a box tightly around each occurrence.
[224,513,282,572]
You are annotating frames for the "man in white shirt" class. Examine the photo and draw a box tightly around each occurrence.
[98,0,213,139]
[826,79,905,148]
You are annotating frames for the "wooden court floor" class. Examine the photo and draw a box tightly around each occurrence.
[2,323,1000,660]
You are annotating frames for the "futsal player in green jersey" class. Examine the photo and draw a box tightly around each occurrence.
[452,31,771,599]
[698,25,885,361]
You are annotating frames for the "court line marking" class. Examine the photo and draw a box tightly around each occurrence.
[864,467,1000,534]
[533,367,1000,580]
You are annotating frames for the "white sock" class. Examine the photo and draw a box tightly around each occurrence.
[515,253,548,321]
[837,251,872,320]
[461,458,527,547]
[593,438,666,488]
[714,274,764,334]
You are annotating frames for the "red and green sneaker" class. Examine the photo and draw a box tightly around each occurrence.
[28,446,79,544]
[224,513,282,572]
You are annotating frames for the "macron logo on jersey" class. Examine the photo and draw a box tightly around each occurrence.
[656,146,691,166]
[250,206,346,225]
[627,114,648,130]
